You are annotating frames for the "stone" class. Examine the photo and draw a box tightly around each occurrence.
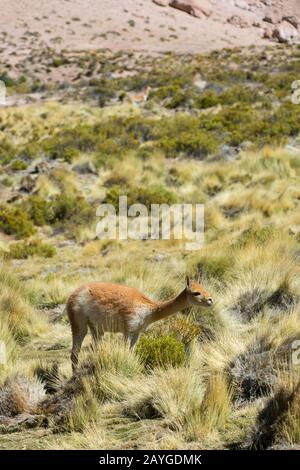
[72,161,98,175]
[263,25,273,39]
[282,16,299,30]
[19,174,37,193]
[28,158,52,174]
[263,15,277,25]
[272,22,299,43]
[193,76,207,90]
[227,15,250,28]
[218,144,240,161]
[169,0,212,19]
[153,0,169,5]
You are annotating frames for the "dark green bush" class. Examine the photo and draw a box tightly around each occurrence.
[45,193,94,225]
[10,159,28,171]
[136,335,186,369]
[155,116,219,158]
[25,193,95,228]
[105,184,177,210]
[0,204,35,238]
[25,195,50,226]
[0,139,16,165]
[236,226,281,249]
[6,239,56,259]
[195,253,233,281]
[194,89,220,109]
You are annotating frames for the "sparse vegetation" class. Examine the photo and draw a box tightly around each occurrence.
[5,239,56,259]
[1,45,300,451]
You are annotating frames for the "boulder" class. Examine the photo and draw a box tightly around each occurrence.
[227,15,250,28]
[153,0,169,6]
[169,0,212,18]
[263,25,273,39]
[282,16,299,30]
[272,22,299,43]
[263,15,278,25]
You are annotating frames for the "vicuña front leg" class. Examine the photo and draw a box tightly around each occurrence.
[125,332,139,349]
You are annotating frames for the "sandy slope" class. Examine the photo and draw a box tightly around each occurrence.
[0,0,299,74]
[0,0,267,59]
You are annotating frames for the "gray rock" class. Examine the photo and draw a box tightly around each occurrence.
[282,16,299,30]
[239,141,253,151]
[19,174,37,193]
[219,144,240,161]
[72,161,98,175]
[28,158,53,174]
[273,23,299,44]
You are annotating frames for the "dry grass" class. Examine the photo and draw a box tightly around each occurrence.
[1,47,300,449]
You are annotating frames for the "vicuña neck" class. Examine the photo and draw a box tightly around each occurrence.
[149,289,188,324]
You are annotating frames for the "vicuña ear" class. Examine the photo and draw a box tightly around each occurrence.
[185,275,190,287]
[197,272,202,283]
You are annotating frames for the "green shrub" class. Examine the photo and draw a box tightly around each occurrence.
[192,252,233,281]
[10,159,28,171]
[0,72,26,88]
[46,193,95,225]
[151,84,191,109]
[194,89,220,109]
[0,139,16,165]
[236,226,281,248]
[25,193,94,227]
[105,184,177,211]
[155,116,219,158]
[40,125,98,161]
[150,315,202,346]
[0,204,35,238]
[136,335,186,369]
[25,195,50,226]
[6,239,56,259]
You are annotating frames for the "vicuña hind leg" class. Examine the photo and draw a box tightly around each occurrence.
[71,322,88,373]
[89,324,104,351]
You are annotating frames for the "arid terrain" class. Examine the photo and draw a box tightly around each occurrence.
[1,1,300,74]
[0,0,300,452]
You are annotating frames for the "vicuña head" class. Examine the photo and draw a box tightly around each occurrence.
[67,275,213,372]
[184,275,213,307]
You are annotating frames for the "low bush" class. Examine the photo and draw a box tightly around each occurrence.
[10,159,28,171]
[105,184,177,211]
[0,204,35,238]
[25,193,95,228]
[236,226,281,249]
[136,335,186,370]
[6,239,56,259]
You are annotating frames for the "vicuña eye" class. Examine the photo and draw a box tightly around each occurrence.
[193,292,200,296]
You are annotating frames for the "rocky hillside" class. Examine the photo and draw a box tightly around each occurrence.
[0,1,299,74]
[156,1,300,43]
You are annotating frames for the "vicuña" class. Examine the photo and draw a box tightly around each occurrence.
[67,276,213,371]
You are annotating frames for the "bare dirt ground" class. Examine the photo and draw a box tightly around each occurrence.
[0,0,272,62]
[0,1,299,93]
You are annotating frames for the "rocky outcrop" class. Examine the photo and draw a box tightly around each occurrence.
[272,21,299,43]
[153,0,169,6]
[153,0,212,18]
[169,0,212,18]
[153,0,300,44]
